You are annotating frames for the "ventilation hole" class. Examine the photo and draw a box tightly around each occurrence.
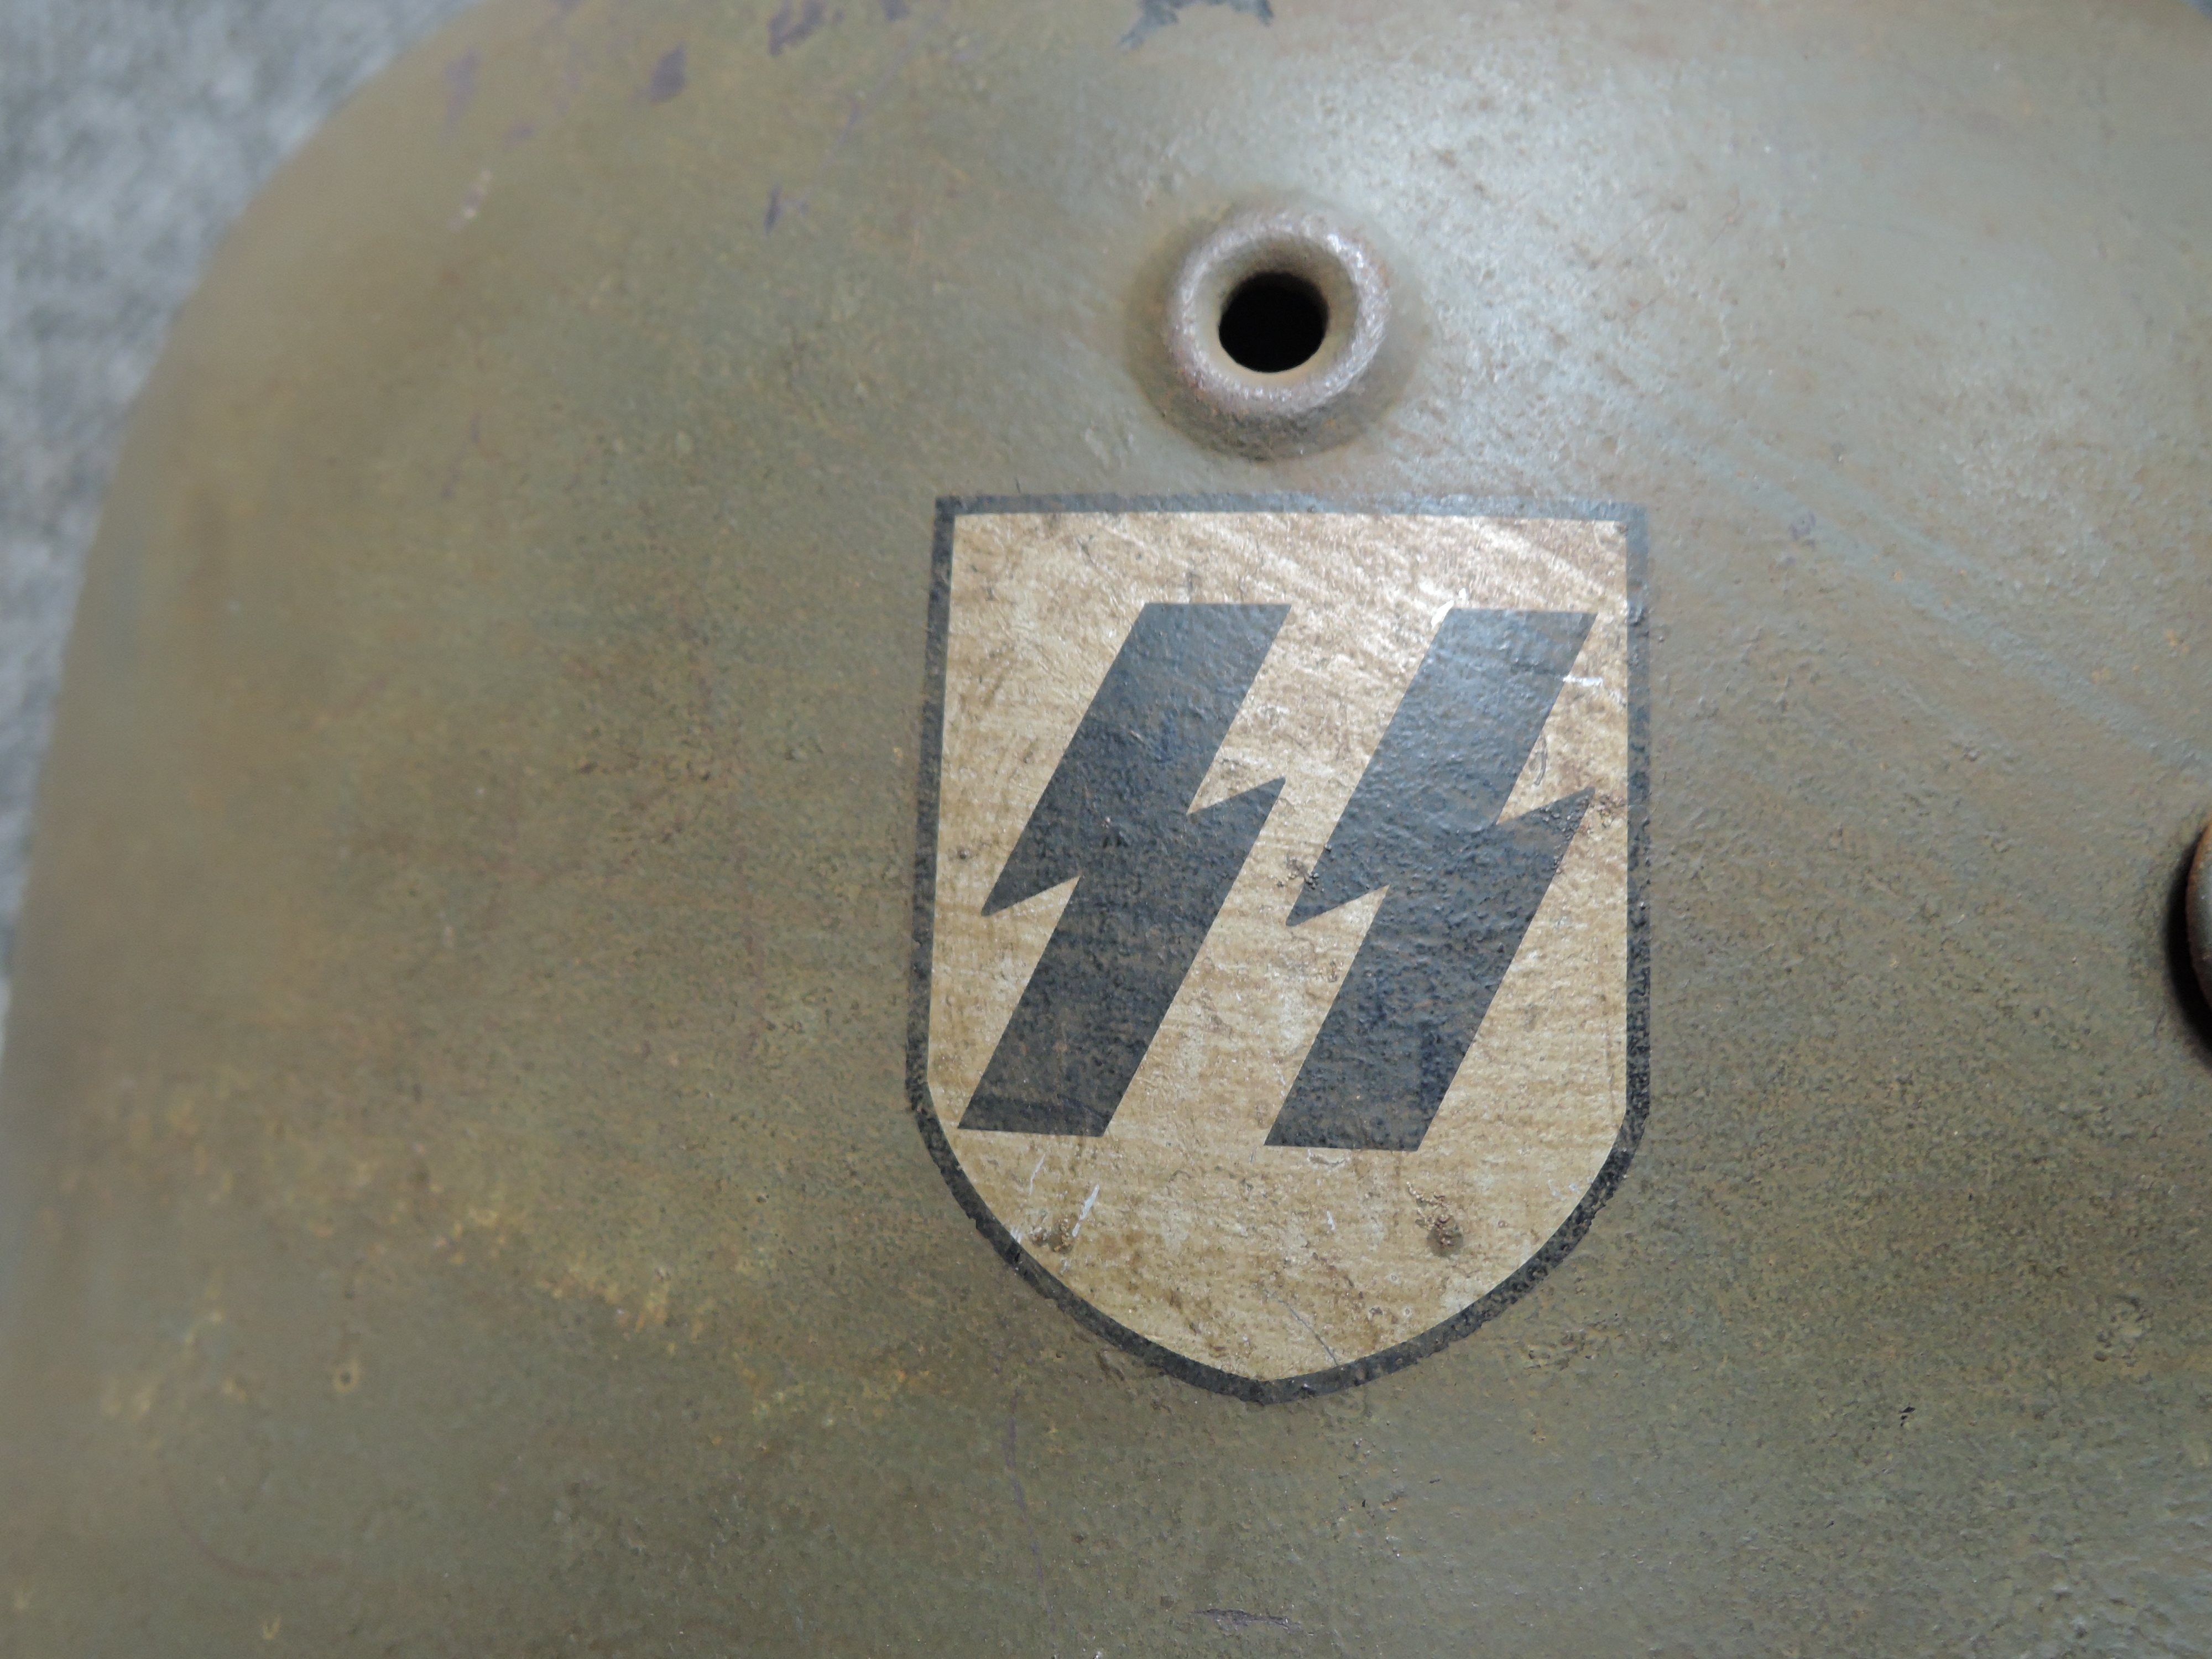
[1217,272,1329,373]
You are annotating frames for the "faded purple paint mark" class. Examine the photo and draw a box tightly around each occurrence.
[444,49,481,132]
[647,44,687,103]
[1123,0,1272,49]
[761,0,942,232]
[769,0,828,54]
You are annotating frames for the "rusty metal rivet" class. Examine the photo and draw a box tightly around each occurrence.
[1156,206,1411,457]
[2190,818,2212,1007]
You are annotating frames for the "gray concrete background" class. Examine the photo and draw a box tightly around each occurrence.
[0,0,474,1049]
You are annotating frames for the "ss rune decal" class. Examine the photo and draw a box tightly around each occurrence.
[907,498,1648,1402]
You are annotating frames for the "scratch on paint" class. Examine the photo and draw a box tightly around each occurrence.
[1197,1609,1303,1632]
[1070,1183,1101,1239]
[1004,1390,1051,1618]
[160,1463,340,1584]
[1122,0,1272,49]
[1265,1292,1338,1365]
[450,168,494,231]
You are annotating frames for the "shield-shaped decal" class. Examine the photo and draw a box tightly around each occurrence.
[908,498,1648,1401]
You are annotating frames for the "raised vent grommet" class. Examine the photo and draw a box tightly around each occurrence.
[1153,206,1413,458]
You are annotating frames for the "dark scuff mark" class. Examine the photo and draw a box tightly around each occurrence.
[764,184,787,231]
[443,49,481,132]
[1196,1609,1302,1632]
[770,0,830,55]
[1123,0,1272,49]
[646,45,687,103]
[880,0,911,17]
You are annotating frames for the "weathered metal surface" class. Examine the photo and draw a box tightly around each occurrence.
[1,0,2209,1653]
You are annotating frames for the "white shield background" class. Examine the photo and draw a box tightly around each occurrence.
[915,504,1640,1394]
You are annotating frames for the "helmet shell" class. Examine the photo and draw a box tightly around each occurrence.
[3,1,2210,1651]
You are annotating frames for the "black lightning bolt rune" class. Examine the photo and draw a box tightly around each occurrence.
[1265,609,1595,1153]
[959,603,1287,1137]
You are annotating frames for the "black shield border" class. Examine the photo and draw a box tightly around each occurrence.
[906,494,1650,1404]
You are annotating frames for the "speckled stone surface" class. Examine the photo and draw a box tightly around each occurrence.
[0,0,472,1045]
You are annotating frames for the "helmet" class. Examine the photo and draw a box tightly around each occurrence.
[4,1,2210,1650]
